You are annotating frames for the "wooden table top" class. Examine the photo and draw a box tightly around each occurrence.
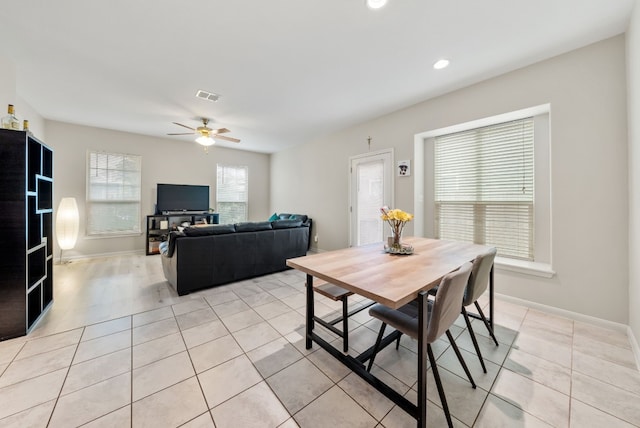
[287,237,490,309]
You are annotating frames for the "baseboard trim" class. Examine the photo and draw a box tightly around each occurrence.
[54,249,145,264]
[497,292,638,370]
[496,292,629,334]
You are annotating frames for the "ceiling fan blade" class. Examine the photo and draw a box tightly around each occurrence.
[211,128,230,134]
[172,122,196,131]
[167,132,194,136]
[213,135,240,143]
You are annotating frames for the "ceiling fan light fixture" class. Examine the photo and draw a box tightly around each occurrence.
[196,135,215,146]
[366,0,387,9]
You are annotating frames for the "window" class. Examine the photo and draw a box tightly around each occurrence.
[86,151,141,236]
[216,164,248,224]
[434,118,534,260]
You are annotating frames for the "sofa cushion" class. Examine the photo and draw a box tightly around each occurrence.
[272,219,303,229]
[289,214,308,223]
[183,224,236,236]
[278,213,292,220]
[235,221,273,232]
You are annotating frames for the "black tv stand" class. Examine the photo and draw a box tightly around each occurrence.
[161,210,209,215]
[146,213,219,255]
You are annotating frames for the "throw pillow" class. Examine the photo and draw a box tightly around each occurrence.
[268,212,279,222]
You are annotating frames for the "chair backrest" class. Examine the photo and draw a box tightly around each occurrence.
[426,262,473,343]
[462,248,497,306]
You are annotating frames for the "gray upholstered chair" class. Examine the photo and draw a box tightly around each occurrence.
[366,262,475,428]
[426,247,498,373]
[460,248,498,373]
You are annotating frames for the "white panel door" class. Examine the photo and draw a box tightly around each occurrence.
[349,150,393,246]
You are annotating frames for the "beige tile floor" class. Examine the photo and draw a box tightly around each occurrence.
[1,254,639,427]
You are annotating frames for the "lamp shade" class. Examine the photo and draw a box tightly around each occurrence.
[196,135,215,146]
[366,0,387,9]
[56,197,79,250]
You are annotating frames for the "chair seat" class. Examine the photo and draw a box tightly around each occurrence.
[366,262,475,428]
[368,302,426,341]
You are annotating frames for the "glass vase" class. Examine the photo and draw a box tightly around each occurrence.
[387,228,402,250]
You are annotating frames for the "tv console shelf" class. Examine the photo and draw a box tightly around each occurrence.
[146,213,219,255]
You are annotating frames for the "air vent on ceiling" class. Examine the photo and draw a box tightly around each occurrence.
[195,90,220,102]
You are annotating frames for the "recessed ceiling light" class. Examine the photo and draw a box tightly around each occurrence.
[366,0,388,10]
[433,59,450,70]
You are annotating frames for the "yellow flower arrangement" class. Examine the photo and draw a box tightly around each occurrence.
[380,206,413,249]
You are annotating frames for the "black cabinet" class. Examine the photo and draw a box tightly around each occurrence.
[0,129,53,340]
[146,213,219,255]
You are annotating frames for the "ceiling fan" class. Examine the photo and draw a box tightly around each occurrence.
[167,118,240,146]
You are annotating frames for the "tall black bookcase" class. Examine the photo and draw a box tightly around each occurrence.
[0,129,54,340]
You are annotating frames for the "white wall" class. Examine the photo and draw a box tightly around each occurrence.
[0,56,46,139]
[15,96,46,140]
[628,0,640,350]
[0,57,16,115]
[272,35,629,323]
[45,120,271,259]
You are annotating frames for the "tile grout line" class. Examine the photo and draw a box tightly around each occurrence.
[174,302,215,428]
[0,339,26,379]
[468,305,526,427]
[201,282,296,426]
[44,325,85,428]
[4,263,639,427]
[222,280,295,425]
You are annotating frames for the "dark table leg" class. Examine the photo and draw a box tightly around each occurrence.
[417,291,428,428]
[303,274,426,426]
[305,274,315,349]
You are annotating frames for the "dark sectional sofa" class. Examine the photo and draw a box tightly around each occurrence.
[160,214,311,295]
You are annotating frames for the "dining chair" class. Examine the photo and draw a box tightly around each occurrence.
[427,247,498,373]
[459,248,498,373]
[366,262,475,428]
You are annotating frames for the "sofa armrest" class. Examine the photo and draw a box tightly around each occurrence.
[165,231,185,258]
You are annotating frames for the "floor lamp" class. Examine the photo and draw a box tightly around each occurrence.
[56,197,79,263]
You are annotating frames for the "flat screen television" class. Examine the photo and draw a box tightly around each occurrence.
[156,184,209,214]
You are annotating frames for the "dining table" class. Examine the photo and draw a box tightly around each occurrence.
[286,236,494,428]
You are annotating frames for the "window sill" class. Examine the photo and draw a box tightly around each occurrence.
[495,257,555,278]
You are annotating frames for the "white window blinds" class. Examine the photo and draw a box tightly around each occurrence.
[434,117,534,260]
[216,164,248,224]
[87,151,142,235]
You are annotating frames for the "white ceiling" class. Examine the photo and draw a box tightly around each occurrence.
[0,0,634,153]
